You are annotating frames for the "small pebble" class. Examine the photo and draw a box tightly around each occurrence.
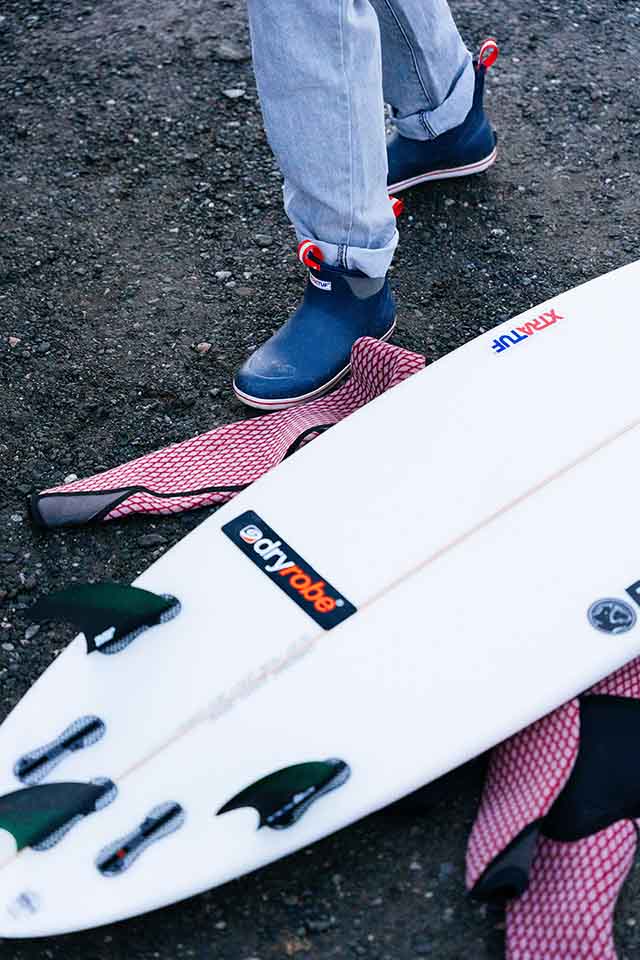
[138,533,166,547]
[222,88,245,99]
[64,473,79,484]
[2,643,15,652]
[214,41,250,62]
[8,336,21,348]
[215,270,232,280]
[305,915,335,933]
[195,341,212,354]
[0,552,17,564]
[254,234,273,247]
[24,624,40,641]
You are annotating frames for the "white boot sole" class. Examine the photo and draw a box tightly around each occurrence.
[388,145,497,194]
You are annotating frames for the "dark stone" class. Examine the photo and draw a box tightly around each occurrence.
[411,934,433,956]
[138,533,167,547]
[305,915,336,934]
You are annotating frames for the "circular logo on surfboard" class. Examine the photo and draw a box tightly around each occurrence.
[588,598,637,635]
[239,524,262,544]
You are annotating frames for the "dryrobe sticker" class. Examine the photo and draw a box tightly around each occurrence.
[222,510,356,629]
[491,308,564,354]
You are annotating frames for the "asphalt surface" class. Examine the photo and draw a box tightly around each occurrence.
[1,0,640,957]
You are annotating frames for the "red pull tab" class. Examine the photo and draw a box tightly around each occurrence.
[297,240,324,271]
[390,195,404,218]
[477,38,499,71]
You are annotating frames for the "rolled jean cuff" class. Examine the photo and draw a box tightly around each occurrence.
[299,228,399,277]
[392,55,474,141]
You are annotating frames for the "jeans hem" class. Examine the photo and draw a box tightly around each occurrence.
[393,54,474,141]
[298,231,399,277]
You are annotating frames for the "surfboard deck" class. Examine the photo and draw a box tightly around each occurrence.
[1,261,640,936]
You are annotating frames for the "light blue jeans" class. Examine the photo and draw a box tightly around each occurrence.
[246,0,473,276]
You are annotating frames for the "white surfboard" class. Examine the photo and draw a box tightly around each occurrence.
[1,261,640,937]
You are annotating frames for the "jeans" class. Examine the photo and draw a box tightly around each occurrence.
[246,0,473,276]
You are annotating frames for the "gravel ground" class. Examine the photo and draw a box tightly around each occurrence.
[1,0,640,957]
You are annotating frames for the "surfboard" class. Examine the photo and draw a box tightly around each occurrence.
[1,261,640,937]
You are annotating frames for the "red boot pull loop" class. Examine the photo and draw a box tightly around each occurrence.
[390,195,404,218]
[299,200,402,268]
[297,240,324,271]
[477,38,499,71]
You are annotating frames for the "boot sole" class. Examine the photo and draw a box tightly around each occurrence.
[232,322,397,411]
[388,145,498,194]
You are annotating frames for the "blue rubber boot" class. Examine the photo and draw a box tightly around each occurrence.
[233,245,396,410]
[387,39,499,194]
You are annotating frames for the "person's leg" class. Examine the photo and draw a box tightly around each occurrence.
[234,0,398,409]
[371,0,474,140]
[245,0,397,277]
[372,1,499,192]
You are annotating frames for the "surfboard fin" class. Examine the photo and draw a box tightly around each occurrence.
[28,583,181,655]
[96,802,185,876]
[0,779,117,855]
[32,777,117,850]
[14,716,106,786]
[216,758,351,829]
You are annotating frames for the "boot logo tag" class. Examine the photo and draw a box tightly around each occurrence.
[309,273,332,292]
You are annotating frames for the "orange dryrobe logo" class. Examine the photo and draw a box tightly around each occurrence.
[276,565,338,614]
[222,511,356,630]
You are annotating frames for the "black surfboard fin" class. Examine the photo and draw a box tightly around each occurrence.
[216,758,351,829]
[28,583,181,654]
[0,779,117,853]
